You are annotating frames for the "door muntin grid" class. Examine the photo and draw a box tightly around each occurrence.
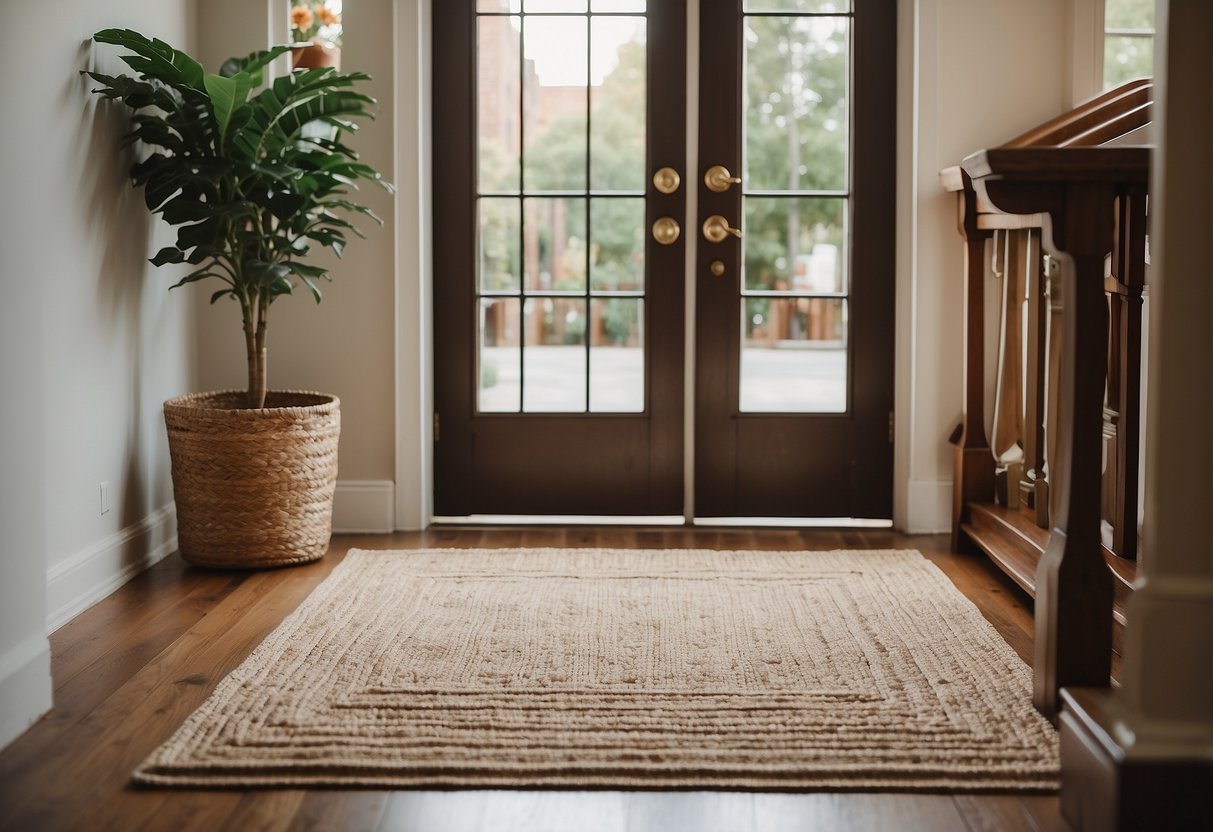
[739,5,851,413]
[475,2,649,414]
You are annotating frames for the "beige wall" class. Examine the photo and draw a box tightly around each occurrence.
[194,0,398,484]
[0,0,197,748]
[893,0,1070,531]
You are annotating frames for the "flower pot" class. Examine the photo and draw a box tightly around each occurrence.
[293,40,341,70]
[164,390,340,569]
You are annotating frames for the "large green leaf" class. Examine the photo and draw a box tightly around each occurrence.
[169,267,224,290]
[150,247,185,266]
[203,72,254,144]
[232,70,376,162]
[89,28,393,326]
[219,45,293,83]
[93,29,205,91]
[245,260,292,288]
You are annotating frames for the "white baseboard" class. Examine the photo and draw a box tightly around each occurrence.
[332,480,396,533]
[905,479,952,534]
[0,633,52,751]
[46,504,178,634]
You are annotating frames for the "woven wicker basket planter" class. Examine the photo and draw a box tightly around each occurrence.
[164,391,340,569]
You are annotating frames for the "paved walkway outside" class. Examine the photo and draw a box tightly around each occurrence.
[479,346,846,413]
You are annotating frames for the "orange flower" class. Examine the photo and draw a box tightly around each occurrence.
[318,7,340,26]
[291,5,314,31]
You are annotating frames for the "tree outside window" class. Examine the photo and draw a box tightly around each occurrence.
[1104,0,1154,88]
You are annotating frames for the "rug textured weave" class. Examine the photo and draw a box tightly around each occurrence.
[134,548,1059,791]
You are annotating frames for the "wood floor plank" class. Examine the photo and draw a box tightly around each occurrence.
[623,791,754,832]
[796,529,850,550]
[0,527,1068,832]
[520,527,569,548]
[750,792,841,830]
[55,571,242,702]
[291,790,391,832]
[0,563,344,830]
[1018,795,1072,832]
[475,527,525,548]
[953,795,1037,831]
[630,528,668,548]
[663,527,703,548]
[759,529,807,550]
[134,790,244,832]
[0,573,242,789]
[219,790,309,832]
[484,791,628,832]
[66,786,172,832]
[566,526,603,547]
[377,791,489,832]
[425,526,482,547]
[832,794,971,832]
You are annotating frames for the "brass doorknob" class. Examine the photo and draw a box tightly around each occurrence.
[702,215,742,243]
[652,216,681,245]
[652,167,681,194]
[704,165,742,192]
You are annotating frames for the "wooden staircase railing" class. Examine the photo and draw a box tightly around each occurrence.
[941,79,1152,717]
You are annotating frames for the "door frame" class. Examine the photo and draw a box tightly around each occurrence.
[694,0,897,518]
[430,0,687,516]
[394,0,901,529]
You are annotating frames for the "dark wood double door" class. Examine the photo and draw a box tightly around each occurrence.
[434,0,895,518]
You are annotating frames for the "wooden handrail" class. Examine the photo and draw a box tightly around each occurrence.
[1002,79,1152,148]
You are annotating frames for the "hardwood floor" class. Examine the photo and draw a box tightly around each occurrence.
[0,528,1068,831]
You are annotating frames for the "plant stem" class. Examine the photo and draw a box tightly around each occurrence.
[242,312,258,409]
[253,292,269,408]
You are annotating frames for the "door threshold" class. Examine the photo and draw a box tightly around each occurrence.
[431,515,892,529]
[694,517,893,528]
[432,515,686,527]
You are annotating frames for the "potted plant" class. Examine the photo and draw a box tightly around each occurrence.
[86,29,392,568]
[291,0,343,70]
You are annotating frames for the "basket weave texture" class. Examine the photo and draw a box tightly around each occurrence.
[164,391,340,569]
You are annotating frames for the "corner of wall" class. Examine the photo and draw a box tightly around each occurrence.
[892,0,918,532]
[394,0,434,532]
[904,480,953,534]
[333,481,397,533]
[45,505,178,633]
[0,636,52,752]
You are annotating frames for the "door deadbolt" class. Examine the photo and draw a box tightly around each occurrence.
[652,216,681,245]
[652,167,681,194]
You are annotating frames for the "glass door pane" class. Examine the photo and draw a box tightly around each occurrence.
[475,1,648,413]
[739,10,850,413]
[434,0,683,517]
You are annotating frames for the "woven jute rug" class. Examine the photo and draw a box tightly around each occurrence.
[134,548,1059,791]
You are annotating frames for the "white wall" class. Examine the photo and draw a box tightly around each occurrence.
[893,0,1070,531]
[0,0,197,750]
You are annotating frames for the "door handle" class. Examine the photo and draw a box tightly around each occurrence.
[704,165,742,192]
[702,215,742,243]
